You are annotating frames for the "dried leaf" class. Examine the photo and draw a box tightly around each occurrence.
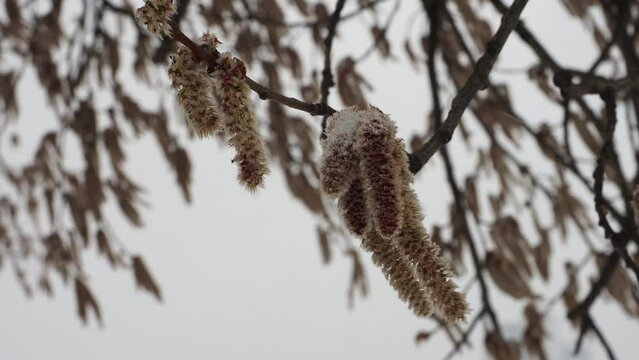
[74,278,101,324]
[132,256,162,300]
[316,227,331,264]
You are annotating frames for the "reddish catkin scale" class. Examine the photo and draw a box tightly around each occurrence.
[211,53,269,190]
[338,176,371,236]
[168,45,222,137]
[320,108,363,197]
[356,108,403,238]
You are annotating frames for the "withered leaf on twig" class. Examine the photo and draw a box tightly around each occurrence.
[316,226,331,264]
[74,278,102,325]
[132,256,162,301]
[336,57,372,107]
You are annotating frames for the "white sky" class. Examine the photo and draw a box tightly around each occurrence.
[0,1,638,359]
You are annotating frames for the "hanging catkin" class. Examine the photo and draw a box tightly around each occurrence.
[321,106,468,321]
[168,44,222,137]
[211,52,269,190]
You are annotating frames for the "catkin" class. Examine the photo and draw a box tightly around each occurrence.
[211,53,269,190]
[135,0,176,38]
[361,231,434,317]
[320,106,468,322]
[320,109,362,197]
[393,141,469,322]
[338,176,371,236]
[168,46,222,137]
[356,108,403,238]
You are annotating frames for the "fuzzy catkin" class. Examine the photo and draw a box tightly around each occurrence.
[211,53,269,190]
[338,176,371,236]
[135,0,176,38]
[168,46,222,137]
[393,141,469,322]
[320,106,468,322]
[320,109,362,197]
[361,231,434,317]
[199,31,220,49]
[356,108,403,238]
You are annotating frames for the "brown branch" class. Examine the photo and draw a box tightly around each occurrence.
[420,0,503,339]
[568,251,621,321]
[320,0,349,138]
[560,74,639,99]
[169,23,337,118]
[441,4,557,201]
[354,0,401,63]
[574,314,618,360]
[593,91,639,282]
[409,0,529,173]
[245,77,335,116]
[441,308,486,360]
[568,91,639,322]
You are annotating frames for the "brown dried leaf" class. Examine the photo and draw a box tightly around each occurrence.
[132,256,162,300]
[485,331,520,360]
[346,249,367,308]
[96,229,117,267]
[0,72,18,115]
[415,331,431,345]
[316,227,331,264]
[336,57,371,107]
[485,251,535,299]
[490,217,533,278]
[524,303,547,360]
[170,147,192,203]
[464,176,480,218]
[74,278,101,324]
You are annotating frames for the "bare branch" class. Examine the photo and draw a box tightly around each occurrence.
[409,0,529,173]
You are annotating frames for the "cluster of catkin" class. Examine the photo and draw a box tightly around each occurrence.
[136,1,269,190]
[320,106,468,322]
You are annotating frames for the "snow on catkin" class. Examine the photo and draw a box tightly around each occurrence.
[168,45,222,137]
[355,107,403,238]
[319,106,468,321]
[135,0,176,38]
[211,52,269,190]
[320,108,363,197]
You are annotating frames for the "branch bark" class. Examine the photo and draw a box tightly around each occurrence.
[409,0,529,173]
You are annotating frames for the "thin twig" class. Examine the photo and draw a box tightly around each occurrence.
[169,23,337,117]
[421,0,503,339]
[320,0,349,138]
[408,0,529,173]
[441,308,486,360]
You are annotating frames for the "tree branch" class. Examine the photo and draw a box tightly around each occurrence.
[169,23,337,117]
[409,0,529,173]
[421,0,502,339]
[574,314,618,360]
[320,0,349,138]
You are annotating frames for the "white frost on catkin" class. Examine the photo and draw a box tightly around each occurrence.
[320,107,370,197]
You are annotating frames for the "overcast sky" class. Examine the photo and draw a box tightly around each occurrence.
[1,1,638,359]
